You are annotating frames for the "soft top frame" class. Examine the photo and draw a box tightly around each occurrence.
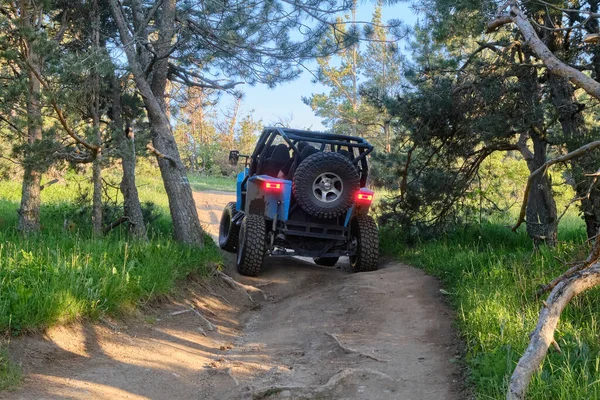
[249,127,374,187]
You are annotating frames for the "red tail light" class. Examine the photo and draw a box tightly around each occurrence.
[356,190,374,203]
[265,181,282,191]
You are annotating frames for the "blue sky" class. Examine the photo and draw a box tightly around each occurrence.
[225,2,419,131]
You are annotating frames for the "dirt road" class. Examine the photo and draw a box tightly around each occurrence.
[3,191,461,400]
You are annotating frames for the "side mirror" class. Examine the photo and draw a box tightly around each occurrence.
[229,150,240,165]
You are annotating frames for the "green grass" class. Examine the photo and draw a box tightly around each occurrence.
[0,168,225,387]
[381,216,600,399]
[188,173,236,192]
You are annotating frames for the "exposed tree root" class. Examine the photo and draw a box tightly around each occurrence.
[188,306,214,331]
[215,270,268,302]
[324,331,388,362]
[507,262,600,400]
[200,282,231,305]
[252,368,393,399]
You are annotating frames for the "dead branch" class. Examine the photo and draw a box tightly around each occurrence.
[324,331,388,362]
[508,262,600,400]
[146,143,178,166]
[102,216,128,235]
[537,235,600,296]
[24,58,100,154]
[40,178,59,191]
[512,140,600,231]
[487,16,513,33]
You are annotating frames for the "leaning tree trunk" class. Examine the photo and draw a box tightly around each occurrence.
[18,43,43,233]
[109,0,204,246]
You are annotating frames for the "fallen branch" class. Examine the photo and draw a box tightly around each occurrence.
[507,262,600,400]
[537,235,600,296]
[324,331,388,362]
[102,216,128,235]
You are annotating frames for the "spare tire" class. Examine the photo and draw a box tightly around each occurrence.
[293,152,360,219]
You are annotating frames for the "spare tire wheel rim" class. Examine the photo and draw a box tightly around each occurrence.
[312,172,343,203]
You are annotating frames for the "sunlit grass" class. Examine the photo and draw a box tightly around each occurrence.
[0,171,222,334]
[381,215,599,399]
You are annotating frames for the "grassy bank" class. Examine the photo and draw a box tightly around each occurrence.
[0,172,222,335]
[381,217,600,399]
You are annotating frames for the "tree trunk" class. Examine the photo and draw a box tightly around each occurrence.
[18,23,42,234]
[524,131,558,247]
[150,115,204,245]
[109,0,204,246]
[547,51,600,240]
[110,74,147,239]
[513,53,558,246]
[120,129,147,239]
[91,0,103,235]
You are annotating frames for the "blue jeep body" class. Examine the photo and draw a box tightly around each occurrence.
[220,127,378,275]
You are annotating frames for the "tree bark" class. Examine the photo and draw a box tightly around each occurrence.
[507,261,600,400]
[110,74,147,240]
[109,0,204,246]
[513,56,558,246]
[517,132,558,246]
[18,5,42,234]
[548,74,600,238]
[91,0,103,235]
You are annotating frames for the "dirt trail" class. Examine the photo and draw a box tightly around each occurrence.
[2,191,461,400]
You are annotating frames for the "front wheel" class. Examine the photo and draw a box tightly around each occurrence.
[219,202,240,253]
[236,215,266,276]
[349,215,379,272]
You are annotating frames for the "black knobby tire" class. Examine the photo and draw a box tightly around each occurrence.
[293,152,360,219]
[350,215,379,272]
[236,215,266,276]
[219,202,240,253]
[313,257,340,267]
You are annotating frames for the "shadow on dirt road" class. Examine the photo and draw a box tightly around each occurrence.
[2,190,461,400]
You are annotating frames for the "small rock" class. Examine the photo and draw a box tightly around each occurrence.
[280,390,292,398]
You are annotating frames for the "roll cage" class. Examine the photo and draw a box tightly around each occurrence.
[248,127,374,187]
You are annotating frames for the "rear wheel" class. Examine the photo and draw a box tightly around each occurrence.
[349,215,379,272]
[236,215,266,276]
[219,202,240,253]
[313,257,340,267]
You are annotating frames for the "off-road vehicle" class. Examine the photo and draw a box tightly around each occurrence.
[219,127,378,276]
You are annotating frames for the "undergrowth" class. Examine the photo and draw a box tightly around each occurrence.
[381,216,600,399]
